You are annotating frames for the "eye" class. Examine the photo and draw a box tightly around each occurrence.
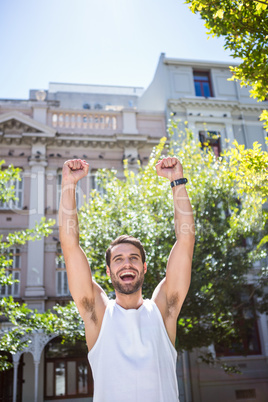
[131,256,138,260]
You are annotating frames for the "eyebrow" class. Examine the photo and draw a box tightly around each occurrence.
[112,253,141,261]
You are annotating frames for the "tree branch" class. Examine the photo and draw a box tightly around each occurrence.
[252,0,268,6]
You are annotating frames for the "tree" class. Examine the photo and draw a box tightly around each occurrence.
[0,162,55,370]
[72,121,267,369]
[184,0,268,129]
[1,124,267,371]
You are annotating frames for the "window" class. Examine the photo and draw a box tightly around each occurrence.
[90,169,106,195]
[235,389,256,400]
[194,71,213,97]
[0,175,23,210]
[0,248,21,297]
[56,243,70,297]
[215,288,261,357]
[199,130,221,157]
[45,337,93,399]
[83,103,91,110]
[94,103,102,110]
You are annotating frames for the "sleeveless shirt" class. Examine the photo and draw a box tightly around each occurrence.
[87,299,179,402]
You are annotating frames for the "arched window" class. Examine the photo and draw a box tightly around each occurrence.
[45,337,93,399]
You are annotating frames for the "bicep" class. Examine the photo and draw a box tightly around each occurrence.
[153,239,194,317]
[63,245,92,296]
[62,244,108,321]
[166,240,193,303]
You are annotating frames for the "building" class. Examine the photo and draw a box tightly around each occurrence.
[138,53,268,402]
[0,54,267,401]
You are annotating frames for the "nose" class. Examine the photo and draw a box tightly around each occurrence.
[124,257,131,266]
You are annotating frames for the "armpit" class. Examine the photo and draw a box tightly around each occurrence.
[166,293,180,317]
[80,297,98,325]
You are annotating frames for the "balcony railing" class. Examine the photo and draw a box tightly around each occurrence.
[49,110,119,132]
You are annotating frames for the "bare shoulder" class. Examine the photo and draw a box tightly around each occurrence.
[152,279,180,347]
[152,278,181,319]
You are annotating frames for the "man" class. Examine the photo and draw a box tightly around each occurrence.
[59,157,195,402]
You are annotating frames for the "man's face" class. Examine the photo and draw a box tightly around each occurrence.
[106,243,147,295]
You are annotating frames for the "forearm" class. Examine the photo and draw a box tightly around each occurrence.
[59,183,79,248]
[172,184,195,241]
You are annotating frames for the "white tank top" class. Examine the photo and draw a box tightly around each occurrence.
[88,299,179,402]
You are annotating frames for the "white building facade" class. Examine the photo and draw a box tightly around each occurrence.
[0,54,267,401]
[138,54,268,402]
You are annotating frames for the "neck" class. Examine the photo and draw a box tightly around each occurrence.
[115,290,143,310]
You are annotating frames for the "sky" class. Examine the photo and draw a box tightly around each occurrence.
[0,0,235,99]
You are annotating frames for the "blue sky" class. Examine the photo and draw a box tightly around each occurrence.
[0,0,234,99]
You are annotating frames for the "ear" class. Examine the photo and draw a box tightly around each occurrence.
[143,262,147,274]
[106,265,111,276]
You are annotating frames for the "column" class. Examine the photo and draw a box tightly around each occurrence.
[225,122,235,144]
[34,361,40,402]
[12,361,19,402]
[182,351,192,402]
[187,120,196,139]
[259,313,268,357]
[123,144,139,174]
[24,143,47,312]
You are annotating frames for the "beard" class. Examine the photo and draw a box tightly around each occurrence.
[110,270,145,295]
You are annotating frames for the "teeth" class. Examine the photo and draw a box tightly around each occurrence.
[120,271,135,278]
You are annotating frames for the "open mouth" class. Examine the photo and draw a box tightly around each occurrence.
[119,271,136,282]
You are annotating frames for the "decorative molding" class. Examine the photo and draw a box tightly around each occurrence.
[12,332,57,363]
[0,134,159,148]
[169,98,267,112]
[164,57,239,69]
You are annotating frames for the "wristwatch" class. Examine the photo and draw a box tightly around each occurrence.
[170,178,188,188]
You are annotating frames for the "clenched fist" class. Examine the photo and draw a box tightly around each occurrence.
[62,159,89,185]
[155,157,183,182]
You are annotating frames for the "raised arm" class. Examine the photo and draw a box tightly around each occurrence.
[152,157,195,345]
[59,159,107,348]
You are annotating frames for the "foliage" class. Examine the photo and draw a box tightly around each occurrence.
[1,129,268,372]
[0,163,55,371]
[76,121,267,364]
[0,161,21,205]
[184,0,268,128]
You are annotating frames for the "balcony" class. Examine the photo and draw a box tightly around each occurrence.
[48,110,122,135]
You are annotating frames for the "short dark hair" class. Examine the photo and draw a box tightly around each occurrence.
[105,235,146,268]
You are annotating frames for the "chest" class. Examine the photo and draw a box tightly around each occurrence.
[104,306,162,361]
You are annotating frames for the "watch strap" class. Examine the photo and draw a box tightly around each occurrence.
[170,178,188,188]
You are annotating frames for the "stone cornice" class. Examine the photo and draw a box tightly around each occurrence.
[0,132,161,148]
[169,97,268,112]
[164,57,238,69]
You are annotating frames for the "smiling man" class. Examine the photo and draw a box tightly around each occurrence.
[59,157,195,402]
